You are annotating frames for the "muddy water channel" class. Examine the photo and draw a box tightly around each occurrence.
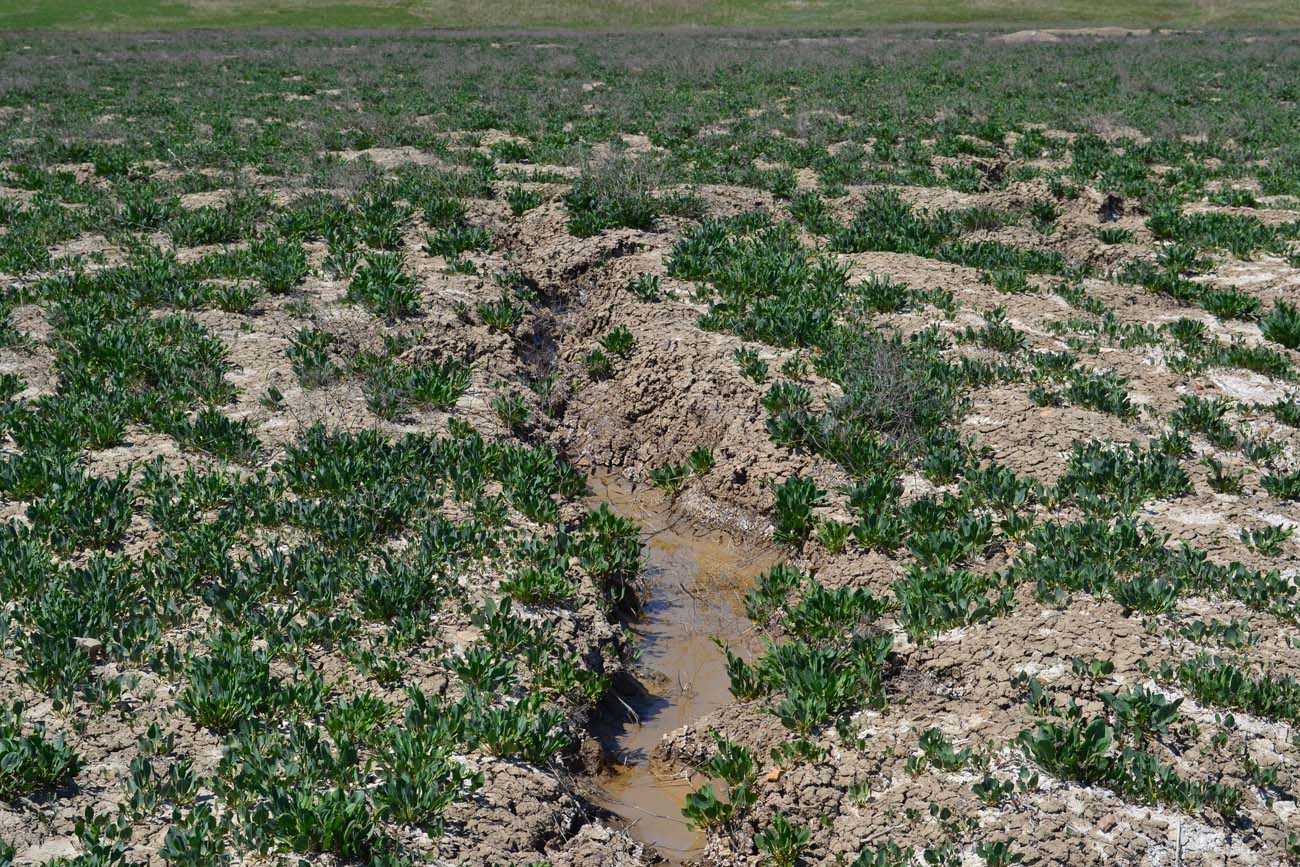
[587,475,781,863]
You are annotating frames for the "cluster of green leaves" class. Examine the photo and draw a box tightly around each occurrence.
[1148,203,1300,260]
[166,191,263,247]
[563,156,699,237]
[0,387,629,856]
[670,217,844,348]
[907,727,982,774]
[1016,681,1241,819]
[1123,211,1300,327]
[893,562,1013,642]
[1171,393,1239,449]
[1164,317,1297,382]
[755,813,811,867]
[670,216,974,486]
[0,701,82,799]
[1156,654,1300,725]
[211,706,483,858]
[682,732,759,832]
[728,564,892,733]
[832,190,1075,277]
[500,502,641,610]
[345,251,421,318]
[1063,369,1136,419]
[360,357,471,420]
[649,446,713,496]
[1052,439,1190,515]
[1005,515,1300,620]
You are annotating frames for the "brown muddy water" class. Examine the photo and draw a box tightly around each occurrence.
[587,474,781,863]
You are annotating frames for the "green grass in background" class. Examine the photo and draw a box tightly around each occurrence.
[3,0,1299,31]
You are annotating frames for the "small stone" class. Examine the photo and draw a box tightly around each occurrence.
[74,637,104,661]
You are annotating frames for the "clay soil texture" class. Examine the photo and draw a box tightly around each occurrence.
[3,25,1300,867]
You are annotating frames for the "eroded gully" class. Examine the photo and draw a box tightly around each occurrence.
[585,474,781,864]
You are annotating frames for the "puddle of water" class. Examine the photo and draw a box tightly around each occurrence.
[587,474,781,863]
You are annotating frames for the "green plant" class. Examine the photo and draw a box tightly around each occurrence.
[1172,394,1238,448]
[422,194,468,229]
[564,156,666,236]
[1202,288,1262,321]
[972,774,1013,805]
[1243,435,1283,465]
[1210,186,1259,207]
[1202,456,1244,494]
[504,186,542,216]
[1158,654,1300,725]
[846,779,873,806]
[1269,395,1300,427]
[963,307,1027,353]
[500,559,578,606]
[649,462,690,495]
[599,325,636,358]
[910,727,977,773]
[682,732,758,831]
[374,726,482,833]
[744,563,803,622]
[583,349,612,381]
[173,406,262,464]
[286,327,337,388]
[27,468,133,553]
[158,803,228,867]
[470,693,569,764]
[987,268,1032,294]
[852,841,915,867]
[1172,618,1257,649]
[783,579,887,643]
[1102,686,1183,743]
[250,234,310,294]
[477,293,526,331]
[177,631,284,730]
[1055,440,1190,514]
[814,519,851,553]
[754,812,809,867]
[687,445,715,474]
[346,252,421,318]
[491,390,529,433]
[0,701,81,799]
[1065,369,1135,418]
[789,190,837,235]
[1018,704,1241,818]
[735,346,769,383]
[628,272,662,301]
[1262,300,1300,350]
[211,282,263,314]
[362,358,471,419]
[324,694,394,745]
[422,223,492,258]
[976,841,1023,867]
[1110,576,1179,614]
[1241,523,1293,555]
[856,274,912,313]
[1263,468,1300,500]
[354,192,412,250]
[1095,226,1134,245]
[894,563,1012,641]
[771,476,825,546]
[1071,656,1116,682]
[762,380,811,415]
